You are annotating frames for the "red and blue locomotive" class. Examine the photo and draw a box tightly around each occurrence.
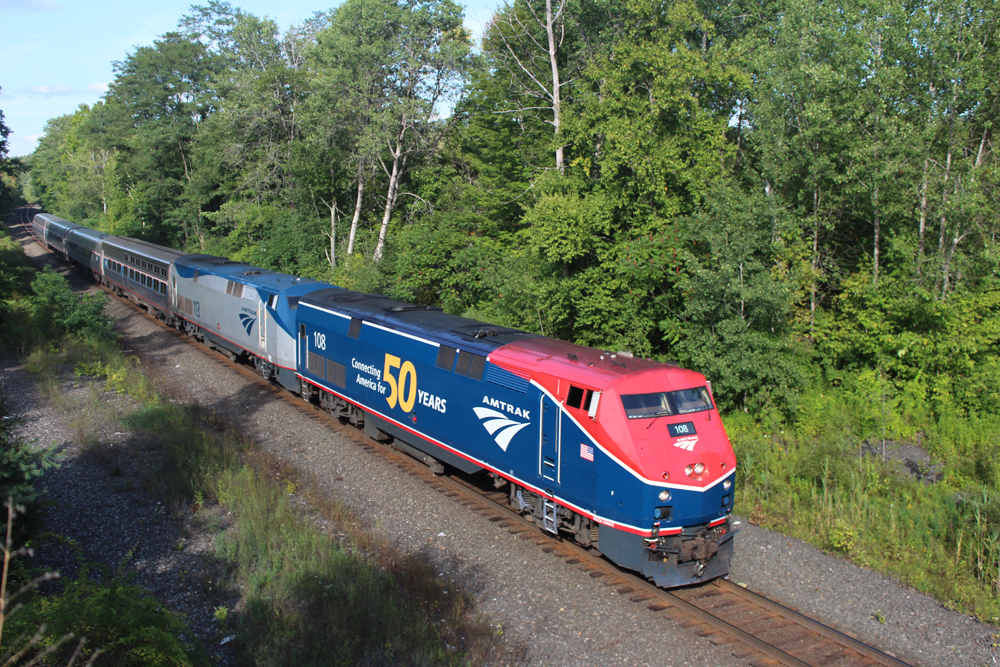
[28,212,737,587]
[295,288,736,587]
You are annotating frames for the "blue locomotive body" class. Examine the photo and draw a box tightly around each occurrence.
[295,288,737,587]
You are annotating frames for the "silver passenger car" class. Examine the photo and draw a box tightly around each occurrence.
[65,227,111,282]
[102,236,188,321]
[31,213,81,259]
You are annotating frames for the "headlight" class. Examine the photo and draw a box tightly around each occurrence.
[659,489,671,502]
[693,462,705,475]
[685,465,693,476]
[723,479,732,490]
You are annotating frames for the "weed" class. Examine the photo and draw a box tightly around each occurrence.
[214,606,229,632]
[0,384,60,508]
[827,520,857,554]
[732,398,1000,622]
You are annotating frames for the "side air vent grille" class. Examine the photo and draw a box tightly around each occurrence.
[308,351,326,380]
[348,318,362,339]
[456,350,486,381]
[226,280,245,298]
[328,360,346,388]
[485,365,529,393]
[435,345,457,370]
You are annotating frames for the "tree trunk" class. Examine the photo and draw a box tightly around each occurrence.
[872,183,880,287]
[934,150,952,295]
[347,174,365,256]
[544,0,563,173]
[327,201,337,269]
[374,148,405,262]
[810,186,820,335]
[917,158,928,276]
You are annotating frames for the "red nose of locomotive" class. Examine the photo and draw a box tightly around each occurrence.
[603,367,736,489]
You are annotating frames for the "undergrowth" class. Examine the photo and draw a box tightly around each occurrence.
[125,400,517,666]
[4,559,212,667]
[729,391,1000,622]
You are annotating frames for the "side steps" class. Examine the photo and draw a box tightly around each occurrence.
[541,498,558,534]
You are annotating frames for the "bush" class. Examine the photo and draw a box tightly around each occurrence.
[29,269,115,343]
[0,385,58,508]
[5,566,210,667]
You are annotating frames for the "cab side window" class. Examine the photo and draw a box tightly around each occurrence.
[566,385,595,411]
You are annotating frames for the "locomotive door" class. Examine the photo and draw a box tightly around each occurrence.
[538,396,561,484]
[258,300,266,349]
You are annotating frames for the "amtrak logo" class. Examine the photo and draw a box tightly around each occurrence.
[473,407,530,452]
[239,313,257,335]
[673,436,698,452]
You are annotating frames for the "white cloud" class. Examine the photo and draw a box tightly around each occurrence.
[0,0,63,11]
[87,82,109,93]
[22,84,79,96]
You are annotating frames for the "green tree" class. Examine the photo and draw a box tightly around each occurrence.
[512,0,744,350]
[0,91,22,211]
[102,32,223,245]
[310,0,473,261]
[197,11,316,256]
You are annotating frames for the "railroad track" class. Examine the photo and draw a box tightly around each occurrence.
[8,207,919,667]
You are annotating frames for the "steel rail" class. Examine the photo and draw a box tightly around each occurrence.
[711,578,913,667]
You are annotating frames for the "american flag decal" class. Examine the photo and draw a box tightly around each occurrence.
[580,443,594,461]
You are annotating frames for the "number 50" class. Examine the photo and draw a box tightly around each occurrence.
[383,353,417,412]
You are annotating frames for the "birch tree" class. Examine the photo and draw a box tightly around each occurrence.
[483,0,573,173]
[310,0,472,261]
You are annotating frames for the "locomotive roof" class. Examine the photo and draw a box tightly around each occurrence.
[488,337,703,389]
[300,288,540,355]
[176,254,328,293]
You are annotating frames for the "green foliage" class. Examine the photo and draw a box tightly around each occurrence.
[7,566,210,667]
[29,268,115,343]
[731,390,1000,621]
[816,272,1000,416]
[673,186,804,413]
[0,230,36,351]
[0,104,25,213]
[121,396,509,665]
[0,386,59,508]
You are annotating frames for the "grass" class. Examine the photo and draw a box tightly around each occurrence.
[123,400,519,666]
[729,404,1000,623]
[18,338,520,665]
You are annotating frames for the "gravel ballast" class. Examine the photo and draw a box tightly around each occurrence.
[6,215,999,667]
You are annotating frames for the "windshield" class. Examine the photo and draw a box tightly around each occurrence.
[620,386,713,419]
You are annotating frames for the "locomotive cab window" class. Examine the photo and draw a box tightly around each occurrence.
[566,385,595,411]
[620,386,712,419]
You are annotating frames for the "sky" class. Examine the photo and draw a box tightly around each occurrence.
[0,0,501,158]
